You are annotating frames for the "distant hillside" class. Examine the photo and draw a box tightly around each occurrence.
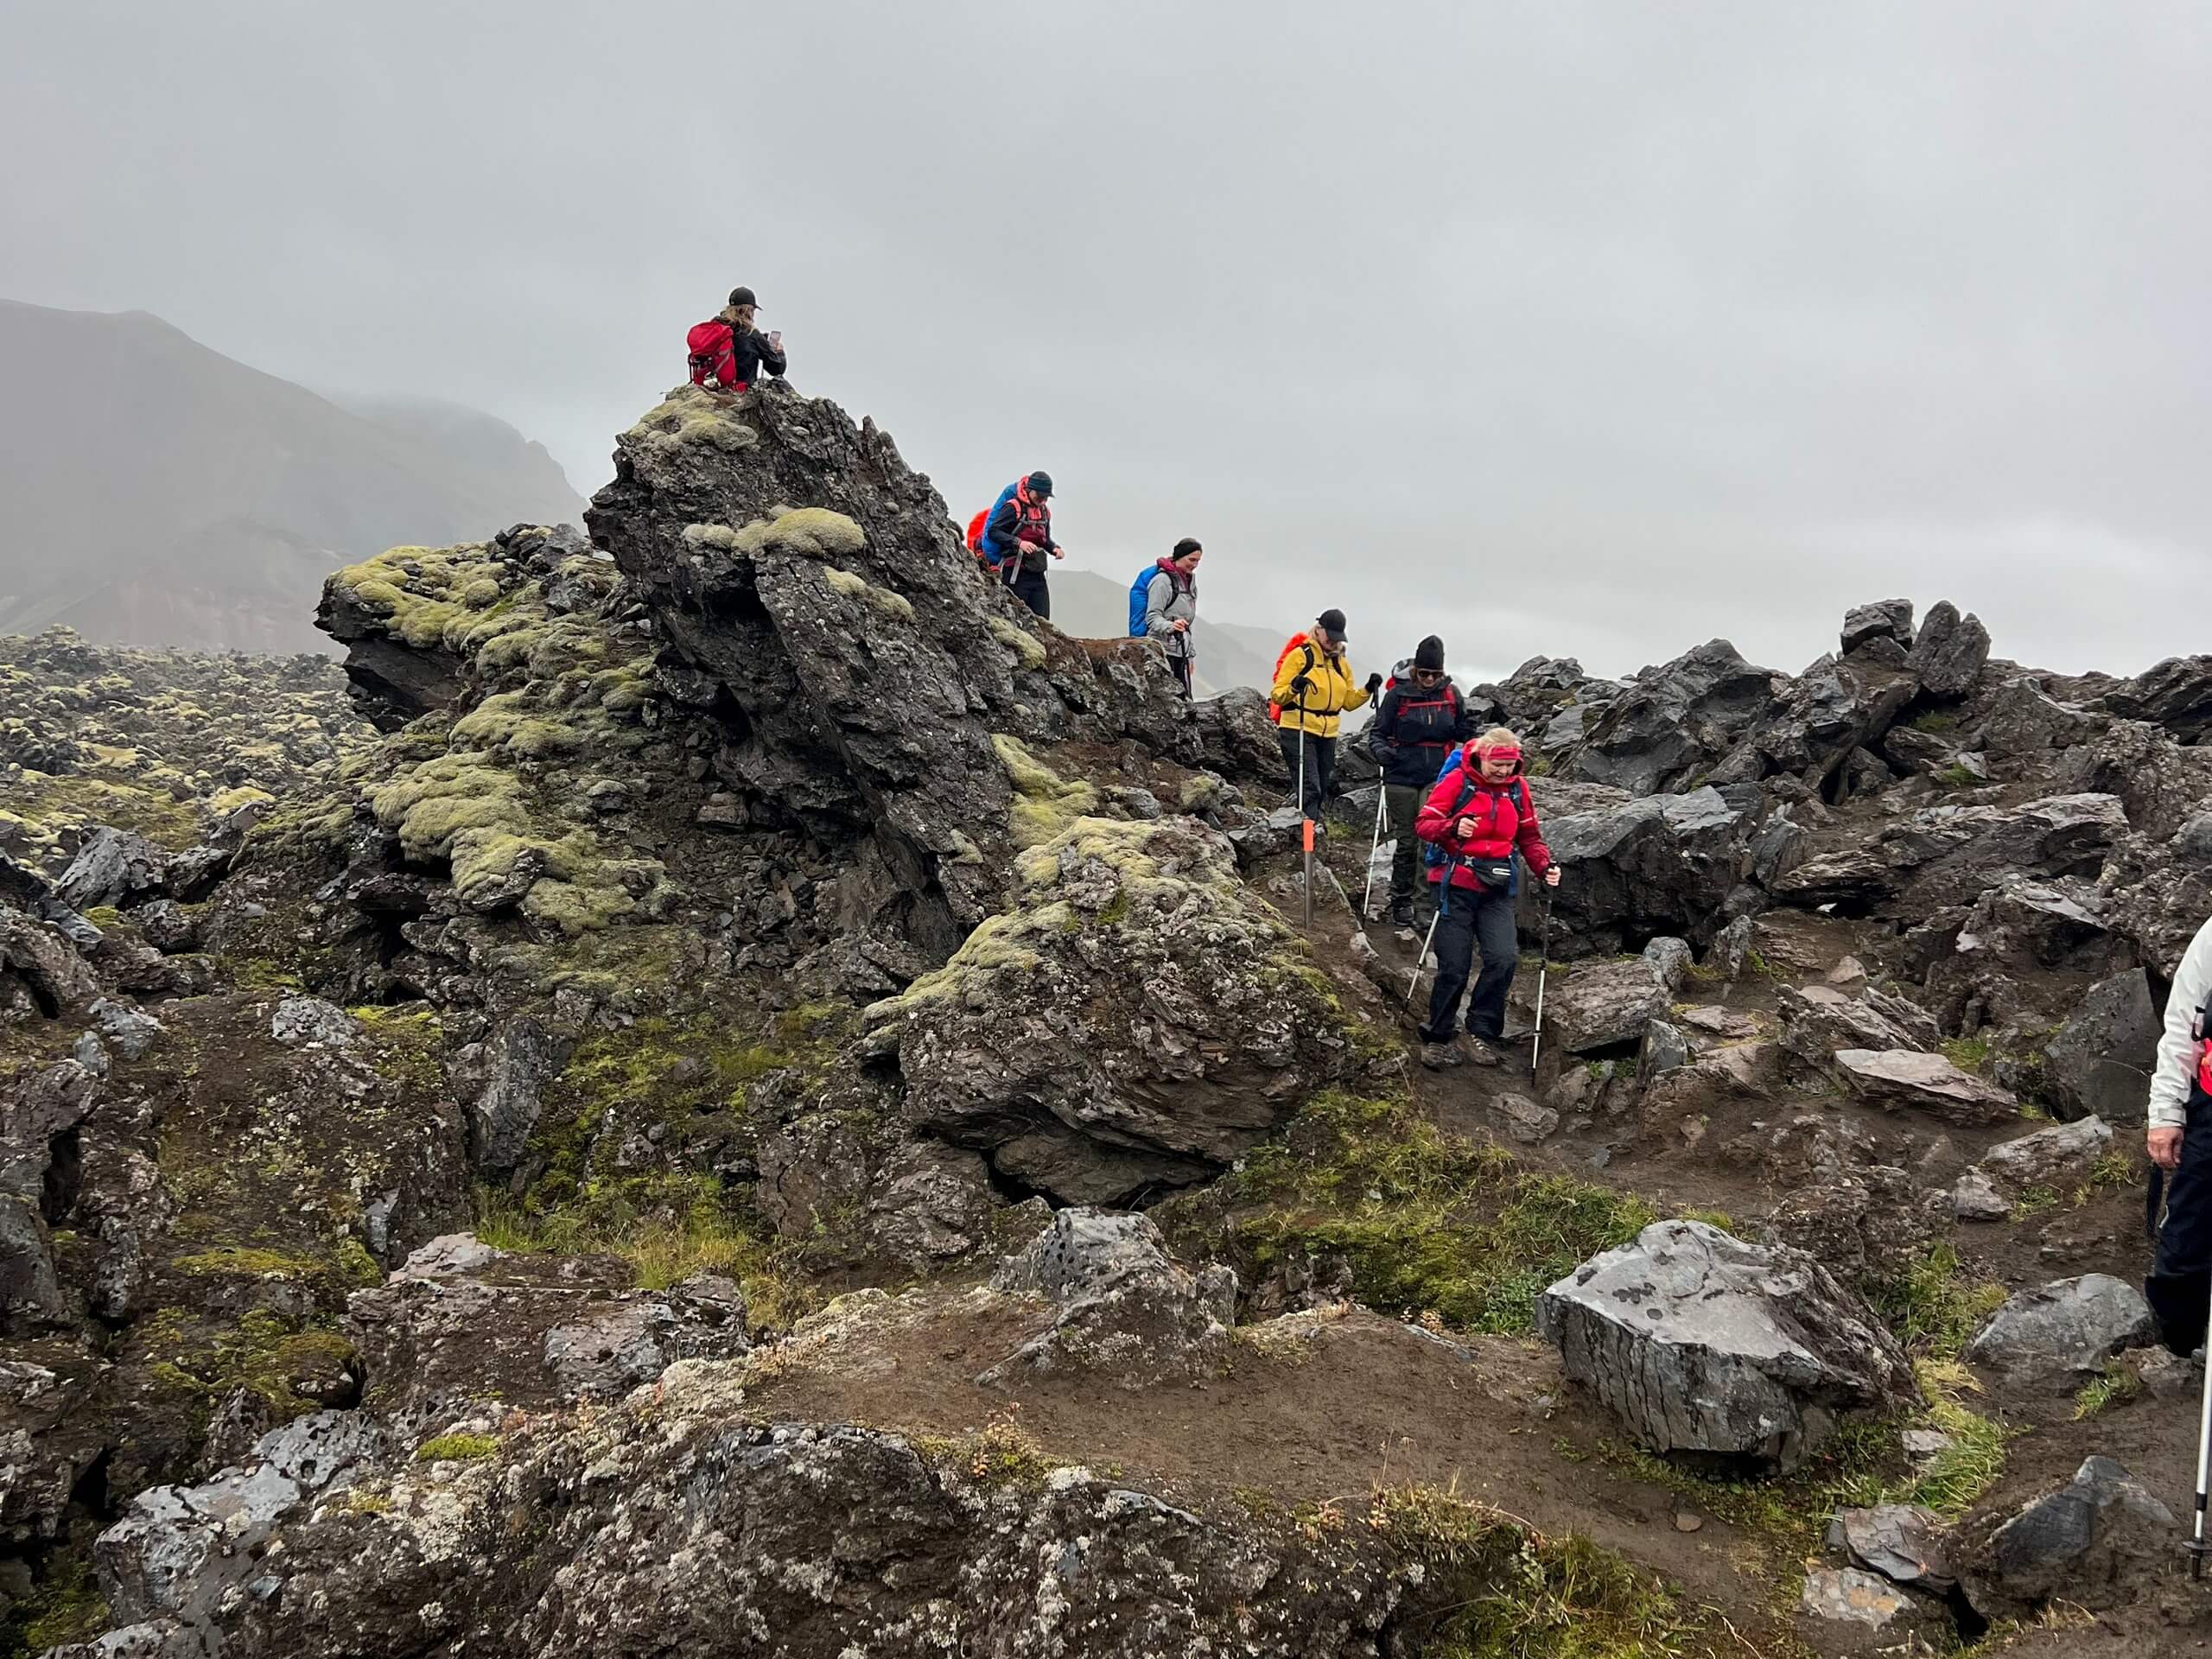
[1048,569,1288,695]
[0,300,582,654]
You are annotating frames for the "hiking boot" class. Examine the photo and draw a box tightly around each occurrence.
[1389,899,1415,928]
[1420,1038,1467,1071]
[1462,1037,1502,1068]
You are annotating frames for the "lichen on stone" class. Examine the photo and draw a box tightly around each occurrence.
[822,565,914,622]
[987,614,1047,671]
[991,734,1100,848]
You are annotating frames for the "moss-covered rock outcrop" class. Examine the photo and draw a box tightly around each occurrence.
[0,629,365,874]
[868,810,1366,1204]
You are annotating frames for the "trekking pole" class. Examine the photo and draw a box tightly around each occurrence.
[2189,1264,2212,1580]
[1295,687,1313,930]
[1530,888,1554,1080]
[1405,860,1458,1008]
[1360,785,1387,922]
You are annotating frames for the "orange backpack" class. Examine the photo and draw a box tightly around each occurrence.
[1267,632,1313,722]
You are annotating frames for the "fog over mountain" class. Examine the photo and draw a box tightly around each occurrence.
[0,301,582,655]
[4,4,2209,683]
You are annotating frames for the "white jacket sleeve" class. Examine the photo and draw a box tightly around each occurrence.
[2149,914,2212,1130]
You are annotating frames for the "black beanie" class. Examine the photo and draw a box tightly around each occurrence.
[1172,537,1202,560]
[1027,470,1053,497]
[1414,635,1446,672]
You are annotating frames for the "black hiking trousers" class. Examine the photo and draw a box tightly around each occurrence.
[1010,569,1052,620]
[1421,880,1518,1046]
[2149,1083,2212,1354]
[1384,784,1424,907]
[1278,729,1335,822]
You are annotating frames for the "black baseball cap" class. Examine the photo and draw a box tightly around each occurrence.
[1317,608,1348,644]
[728,286,760,310]
[1027,470,1053,497]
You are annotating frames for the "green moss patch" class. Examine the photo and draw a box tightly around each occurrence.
[992,734,1100,848]
[415,1432,499,1463]
[137,1307,361,1424]
[1370,1485,1725,1658]
[477,1008,852,1324]
[1172,1093,1659,1336]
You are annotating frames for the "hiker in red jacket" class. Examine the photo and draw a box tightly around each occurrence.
[687,286,786,391]
[1414,728,1559,1070]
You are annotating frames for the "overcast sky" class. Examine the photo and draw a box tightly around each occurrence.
[6,1,2208,683]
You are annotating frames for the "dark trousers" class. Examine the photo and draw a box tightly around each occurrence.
[1278,729,1335,820]
[1422,882,1519,1045]
[1168,655,1193,698]
[2150,1088,2212,1353]
[1010,569,1051,619]
[1384,784,1424,906]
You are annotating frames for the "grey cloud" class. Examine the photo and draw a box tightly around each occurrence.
[3,0,2206,677]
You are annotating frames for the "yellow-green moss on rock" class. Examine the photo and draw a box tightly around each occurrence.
[992,734,1100,849]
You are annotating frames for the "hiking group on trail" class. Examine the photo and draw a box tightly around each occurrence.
[677,285,1559,1064]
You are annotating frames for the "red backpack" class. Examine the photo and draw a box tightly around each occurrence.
[686,319,734,387]
[964,508,991,556]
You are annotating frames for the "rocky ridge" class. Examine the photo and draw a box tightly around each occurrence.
[1,377,2210,1654]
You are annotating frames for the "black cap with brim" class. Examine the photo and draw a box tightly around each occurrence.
[1027,470,1053,497]
[1317,607,1348,644]
[728,286,760,310]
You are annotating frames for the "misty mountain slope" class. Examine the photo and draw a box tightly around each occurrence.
[0,299,582,654]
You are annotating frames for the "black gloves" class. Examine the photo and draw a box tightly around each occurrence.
[1363,671,1383,696]
[1288,673,1313,698]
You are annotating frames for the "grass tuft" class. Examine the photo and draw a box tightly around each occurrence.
[2073,1361,2143,1422]
[1904,1359,2009,1515]
[1867,1243,2009,1361]
[1180,1093,1659,1336]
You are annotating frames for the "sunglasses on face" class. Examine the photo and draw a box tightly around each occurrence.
[1413,670,1444,684]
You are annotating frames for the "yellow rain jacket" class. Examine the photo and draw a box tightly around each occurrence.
[1270,632,1370,738]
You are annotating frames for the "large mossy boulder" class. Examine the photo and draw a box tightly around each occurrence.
[867,814,1361,1205]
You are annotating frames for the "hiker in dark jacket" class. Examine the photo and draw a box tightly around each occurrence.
[1143,538,1203,697]
[1367,635,1475,927]
[983,472,1064,618]
[687,286,786,391]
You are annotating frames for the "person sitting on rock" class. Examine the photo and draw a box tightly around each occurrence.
[1367,634,1475,928]
[981,472,1065,619]
[1414,727,1559,1071]
[1143,538,1204,699]
[2145,910,2212,1352]
[686,286,786,393]
[1270,609,1382,827]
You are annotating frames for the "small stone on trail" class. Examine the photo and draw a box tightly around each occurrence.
[1950,1168,2010,1222]
[1672,1510,1703,1533]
